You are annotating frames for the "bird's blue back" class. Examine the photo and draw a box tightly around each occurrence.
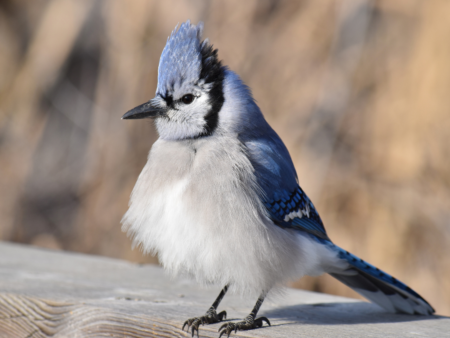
[238,104,329,241]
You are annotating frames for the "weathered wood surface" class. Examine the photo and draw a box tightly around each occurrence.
[0,242,448,338]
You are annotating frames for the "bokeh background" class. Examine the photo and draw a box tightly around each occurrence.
[1,0,449,315]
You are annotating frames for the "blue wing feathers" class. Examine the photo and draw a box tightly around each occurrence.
[264,185,329,240]
[245,134,433,315]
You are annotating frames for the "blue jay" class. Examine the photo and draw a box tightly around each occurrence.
[122,21,434,337]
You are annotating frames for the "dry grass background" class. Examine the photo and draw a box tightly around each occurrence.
[0,0,449,315]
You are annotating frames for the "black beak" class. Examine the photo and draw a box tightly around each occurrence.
[122,100,167,120]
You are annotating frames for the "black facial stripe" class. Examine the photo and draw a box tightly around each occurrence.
[201,78,223,136]
[197,41,225,137]
[162,94,173,107]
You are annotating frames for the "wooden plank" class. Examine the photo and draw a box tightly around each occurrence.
[0,242,448,338]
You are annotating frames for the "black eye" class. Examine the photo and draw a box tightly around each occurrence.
[181,94,194,104]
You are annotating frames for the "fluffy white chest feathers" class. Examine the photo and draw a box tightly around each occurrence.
[122,137,339,296]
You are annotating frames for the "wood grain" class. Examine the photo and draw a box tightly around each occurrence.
[0,242,448,337]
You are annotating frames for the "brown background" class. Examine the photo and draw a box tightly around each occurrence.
[0,0,449,315]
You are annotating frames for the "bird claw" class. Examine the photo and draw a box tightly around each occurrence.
[182,317,201,338]
[182,307,227,337]
[218,316,270,337]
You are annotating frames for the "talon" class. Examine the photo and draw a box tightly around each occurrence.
[184,319,192,331]
[191,326,198,338]
[218,310,227,320]
[260,316,271,326]
[219,323,235,338]
[218,315,271,335]
[183,307,228,336]
[218,329,227,338]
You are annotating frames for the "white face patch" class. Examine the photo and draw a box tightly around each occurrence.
[155,90,213,140]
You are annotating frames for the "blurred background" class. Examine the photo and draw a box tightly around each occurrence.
[1,0,449,315]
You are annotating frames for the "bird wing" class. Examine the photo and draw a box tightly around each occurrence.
[263,185,330,240]
[242,127,329,240]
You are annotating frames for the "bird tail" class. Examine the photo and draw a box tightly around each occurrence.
[328,245,434,315]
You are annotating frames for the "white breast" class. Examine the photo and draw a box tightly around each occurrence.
[122,137,342,297]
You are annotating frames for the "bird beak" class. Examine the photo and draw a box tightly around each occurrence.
[122,99,167,120]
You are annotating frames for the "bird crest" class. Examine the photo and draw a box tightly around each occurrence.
[157,21,223,99]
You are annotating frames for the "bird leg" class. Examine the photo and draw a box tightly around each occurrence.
[182,284,229,337]
[218,292,270,338]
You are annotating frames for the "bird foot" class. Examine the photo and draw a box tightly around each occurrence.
[218,315,270,338]
[182,306,227,337]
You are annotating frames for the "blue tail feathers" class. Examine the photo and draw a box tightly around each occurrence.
[329,245,434,315]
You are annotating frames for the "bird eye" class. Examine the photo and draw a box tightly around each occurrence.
[181,94,195,104]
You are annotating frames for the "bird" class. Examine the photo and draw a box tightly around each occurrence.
[121,21,434,338]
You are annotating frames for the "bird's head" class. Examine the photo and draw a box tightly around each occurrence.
[122,21,225,140]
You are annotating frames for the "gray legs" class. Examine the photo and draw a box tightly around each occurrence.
[182,286,271,338]
[218,292,271,338]
[182,284,229,337]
